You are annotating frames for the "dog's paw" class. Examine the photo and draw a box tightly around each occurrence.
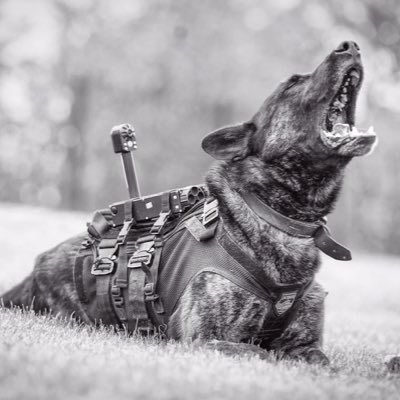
[285,347,330,366]
[303,348,330,366]
[203,340,270,360]
[384,355,400,373]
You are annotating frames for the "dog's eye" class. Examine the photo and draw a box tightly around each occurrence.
[286,75,302,90]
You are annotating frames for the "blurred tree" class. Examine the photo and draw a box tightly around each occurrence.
[0,0,398,254]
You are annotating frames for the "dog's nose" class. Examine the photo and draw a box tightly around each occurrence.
[334,41,360,57]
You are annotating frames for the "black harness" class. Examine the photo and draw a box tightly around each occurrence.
[73,186,350,343]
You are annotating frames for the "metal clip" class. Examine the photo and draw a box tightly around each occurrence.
[91,257,115,275]
[144,283,155,295]
[128,250,153,269]
[111,285,124,307]
[144,283,159,302]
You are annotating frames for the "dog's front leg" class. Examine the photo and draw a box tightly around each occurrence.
[168,272,271,359]
[198,340,270,360]
[269,282,330,365]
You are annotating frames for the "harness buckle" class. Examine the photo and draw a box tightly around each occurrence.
[91,257,115,275]
[144,282,155,295]
[144,283,159,302]
[113,296,124,307]
[128,250,153,269]
[202,198,219,226]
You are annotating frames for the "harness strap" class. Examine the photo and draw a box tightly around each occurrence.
[143,193,169,328]
[109,202,135,324]
[115,201,134,288]
[90,200,139,326]
[128,261,153,332]
[218,228,304,293]
[147,237,165,315]
[96,275,117,325]
[110,244,131,324]
[73,242,92,305]
[127,239,154,332]
[87,210,112,239]
[94,245,119,326]
[145,193,169,327]
[125,192,170,331]
[87,207,119,325]
[73,239,101,325]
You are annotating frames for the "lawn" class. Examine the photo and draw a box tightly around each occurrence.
[0,203,399,400]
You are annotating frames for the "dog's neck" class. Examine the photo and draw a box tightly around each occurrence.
[207,150,348,223]
[205,151,349,283]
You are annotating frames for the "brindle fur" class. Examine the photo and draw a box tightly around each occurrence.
[1,42,376,365]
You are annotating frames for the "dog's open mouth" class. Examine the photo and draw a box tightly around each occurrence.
[320,67,376,150]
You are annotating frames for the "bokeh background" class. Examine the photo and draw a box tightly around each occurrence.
[0,0,399,255]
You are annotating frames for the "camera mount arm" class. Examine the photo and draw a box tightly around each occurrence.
[110,123,141,199]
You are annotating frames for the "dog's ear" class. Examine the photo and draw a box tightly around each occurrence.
[201,122,255,160]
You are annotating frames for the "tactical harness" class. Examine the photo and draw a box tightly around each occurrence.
[73,185,350,345]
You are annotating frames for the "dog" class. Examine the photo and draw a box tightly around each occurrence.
[1,41,377,365]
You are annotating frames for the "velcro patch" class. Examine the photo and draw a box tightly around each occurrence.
[274,291,297,316]
[185,216,207,241]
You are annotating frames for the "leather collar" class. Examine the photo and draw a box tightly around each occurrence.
[242,192,352,261]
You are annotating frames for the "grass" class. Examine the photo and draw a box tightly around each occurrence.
[0,203,399,400]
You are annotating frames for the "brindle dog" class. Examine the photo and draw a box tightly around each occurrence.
[1,41,377,365]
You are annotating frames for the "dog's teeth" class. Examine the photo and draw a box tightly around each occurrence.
[342,87,347,93]
[350,127,357,137]
[367,126,375,135]
[343,126,376,138]
[322,129,334,138]
[324,123,372,142]
[350,70,361,86]
[333,100,344,110]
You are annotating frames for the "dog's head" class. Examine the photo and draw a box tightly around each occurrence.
[202,41,377,162]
